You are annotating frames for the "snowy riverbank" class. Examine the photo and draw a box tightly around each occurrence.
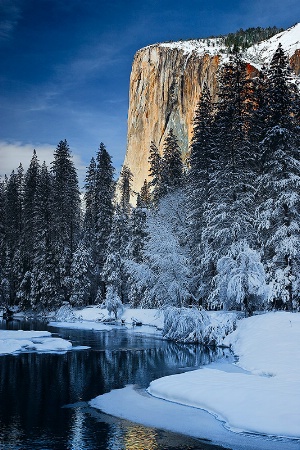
[90,311,300,446]
[0,330,74,354]
[49,305,164,335]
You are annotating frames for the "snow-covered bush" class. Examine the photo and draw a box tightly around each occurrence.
[205,312,237,346]
[163,307,209,344]
[163,307,237,346]
[210,241,268,315]
[55,303,77,322]
[104,285,123,319]
[268,267,300,311]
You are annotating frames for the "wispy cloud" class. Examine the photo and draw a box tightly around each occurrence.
[0,140,87,187]
[0,0,22,42]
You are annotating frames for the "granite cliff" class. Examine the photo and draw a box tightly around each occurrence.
[123,24,300,196]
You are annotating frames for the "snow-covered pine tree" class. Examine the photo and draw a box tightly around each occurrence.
[128,194,148,263]
[51,140,81,304]
[125,193,148,307]
[0,180,6,293]
[18,150,40,307]
[83,156,97,238]
[101,164,132,307]
[187,83,215,300]
[128,191,192,308]
[69,240,93,307]
[148,141,162,205]
[160,129,183,198]
[139,179,152,208]
[92,143,115,300]
[102,205,126,313]
[200,55,256,307]
[3,170,24,304]
[30,162,58,311]
[119,165,133,215]
[256,45,300,311]
[265,43,294,129]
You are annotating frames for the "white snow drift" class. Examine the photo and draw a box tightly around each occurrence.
[90,311,300,443]
[148,312,300,439]
[0,329,73,354]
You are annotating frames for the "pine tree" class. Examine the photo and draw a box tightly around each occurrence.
[200,55,256,306]
[92,143,115,300]
[103,166,133,304]
[265,43,293,129]
[4,170,23,304]
[256,45,300,310]
[0,180,6,278]
[51,139,81,303]
[30,162,57,311]
[17,150,41,307]
[128,194,148,264]
[210,241,267,315]
[119,165,133,214]
[148,141,162,205]
[128,192,192,308]
[139,179,151,208]
[160,129,183,197]
[187,84,215,298]
[102,205,127,308]
[69,241,93,307]
[83,156,97,237]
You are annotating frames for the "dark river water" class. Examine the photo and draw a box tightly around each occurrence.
[0,318,227,450]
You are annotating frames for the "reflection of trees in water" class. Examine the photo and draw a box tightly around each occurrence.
[0,327,230,450]
[0,332,224,445]
[99,343,222,392]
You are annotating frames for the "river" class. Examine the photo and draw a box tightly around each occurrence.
[0,318,226,449]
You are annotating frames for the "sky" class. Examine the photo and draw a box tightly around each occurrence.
[0,0,298,186]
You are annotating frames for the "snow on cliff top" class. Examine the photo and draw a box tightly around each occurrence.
[245,23,300,66]
[159,37,225,57]
[144,23,300,67]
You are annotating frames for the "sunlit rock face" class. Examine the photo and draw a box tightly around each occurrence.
[290,49,300,75]
[124,24,300,197]
[124,43,221,196]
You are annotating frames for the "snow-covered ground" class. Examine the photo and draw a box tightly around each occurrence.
[90,311,300,447]
[245,23,300,66]
[49,305,164,335]
[0,330,74,355]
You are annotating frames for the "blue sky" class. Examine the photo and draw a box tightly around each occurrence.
[0,0,298,185]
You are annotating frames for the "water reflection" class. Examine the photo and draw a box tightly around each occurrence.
[111,424,159,450]
[0,320,225,449]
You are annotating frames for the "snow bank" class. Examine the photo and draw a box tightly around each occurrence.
[224,312,300,378]
[89,385,299,450]
[0,329,73,355]
[50,306,164,334]
[49,321,113,331]
[121,308,163,328]
[148,312,300,439]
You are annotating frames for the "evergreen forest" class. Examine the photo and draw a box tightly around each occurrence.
[0,44,299,316]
